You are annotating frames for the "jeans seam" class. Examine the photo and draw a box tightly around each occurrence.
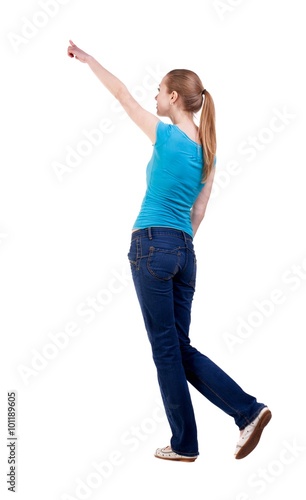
[188,371,249,423]
[136,237,141,270]
[187,248,196,287]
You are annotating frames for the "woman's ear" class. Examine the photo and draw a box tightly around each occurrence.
[170,90,178,105]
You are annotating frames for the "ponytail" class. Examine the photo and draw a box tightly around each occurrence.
[199,90,216,183]
[165,70,216,183]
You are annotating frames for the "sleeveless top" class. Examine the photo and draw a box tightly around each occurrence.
[133,121,206,237]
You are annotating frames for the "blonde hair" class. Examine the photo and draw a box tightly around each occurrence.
[165,69,216,183]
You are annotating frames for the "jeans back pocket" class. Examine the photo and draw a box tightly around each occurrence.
[147,246,181,281]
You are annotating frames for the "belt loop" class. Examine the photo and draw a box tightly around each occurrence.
[182,230,187,244]
[148,227,153,240]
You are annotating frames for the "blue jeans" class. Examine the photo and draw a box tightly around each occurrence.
[128,227,265,457]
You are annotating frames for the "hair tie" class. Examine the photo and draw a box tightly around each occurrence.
[202,89,206,96]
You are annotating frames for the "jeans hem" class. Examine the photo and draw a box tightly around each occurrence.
[172,448,199,457]
[239,404,267,430]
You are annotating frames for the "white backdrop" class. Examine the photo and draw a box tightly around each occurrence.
[1,1,305,499]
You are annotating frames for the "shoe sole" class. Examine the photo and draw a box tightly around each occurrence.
[235,409,272,460]
[154,453,197,462]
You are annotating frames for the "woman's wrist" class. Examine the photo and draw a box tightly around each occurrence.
[85,54,94,65]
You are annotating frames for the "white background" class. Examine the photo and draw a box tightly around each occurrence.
[1,1,305,499]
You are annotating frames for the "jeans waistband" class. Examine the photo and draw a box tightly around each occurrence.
[131,227,193,243]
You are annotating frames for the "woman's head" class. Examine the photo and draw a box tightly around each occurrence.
[164,69,204,114]
[159,69,216,183]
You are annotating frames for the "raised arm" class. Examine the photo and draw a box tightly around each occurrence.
[67,40,159,143]
[191,167,215,236]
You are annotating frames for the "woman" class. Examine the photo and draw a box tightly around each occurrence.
[67,40,271,462]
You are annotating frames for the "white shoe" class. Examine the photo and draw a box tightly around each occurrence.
[154,446,198,462]
[235,407,272,459]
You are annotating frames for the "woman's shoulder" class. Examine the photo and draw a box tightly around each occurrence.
[155,121,173,145]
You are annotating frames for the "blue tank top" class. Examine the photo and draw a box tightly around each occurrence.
[133,121,205,237]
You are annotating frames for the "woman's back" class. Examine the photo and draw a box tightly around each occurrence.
[133,122,204,237]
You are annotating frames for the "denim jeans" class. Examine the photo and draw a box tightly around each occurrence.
[128,227,265,457]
